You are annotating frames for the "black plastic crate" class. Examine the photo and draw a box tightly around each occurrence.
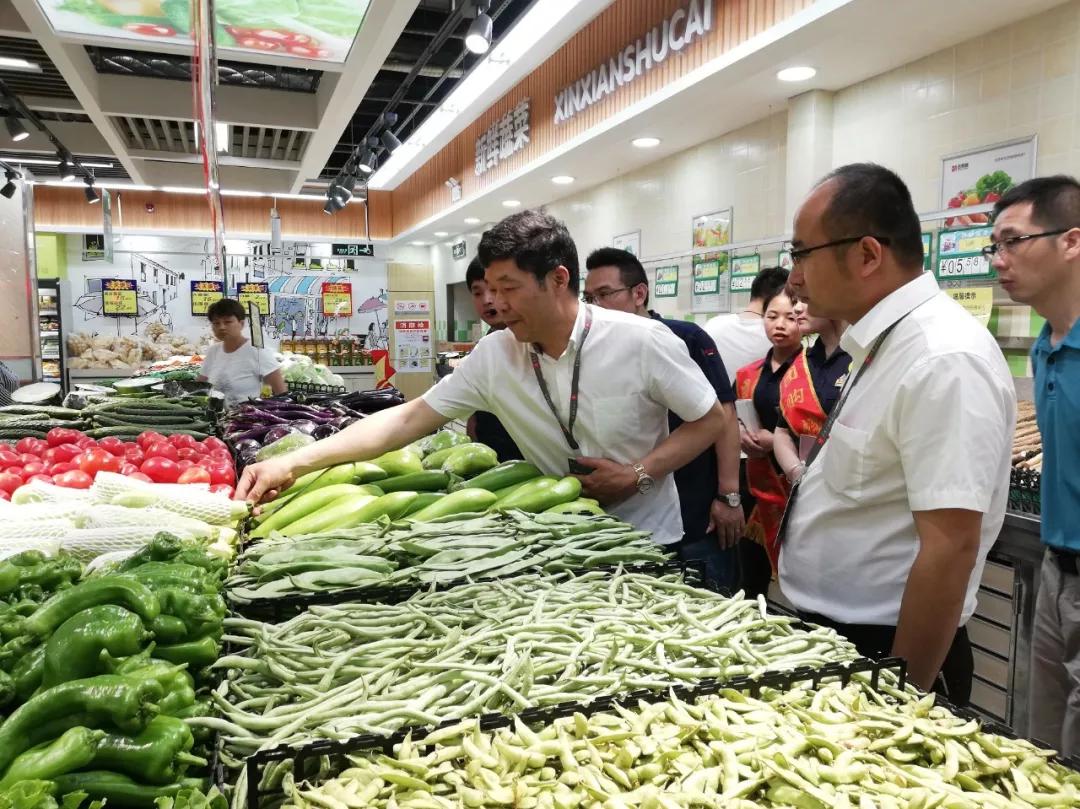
[239,656,906,809]
[285,380,348,395]
[1009,468,1042,516]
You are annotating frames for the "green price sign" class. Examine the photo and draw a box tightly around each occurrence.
[936,227,994,280]
[921,233,932,272]
[654,266,679,298]
[729,254,761,292]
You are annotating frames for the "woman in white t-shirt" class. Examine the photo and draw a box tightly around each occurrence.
[197,298,286,406]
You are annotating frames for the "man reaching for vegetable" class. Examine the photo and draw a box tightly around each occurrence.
[236,209,728,547]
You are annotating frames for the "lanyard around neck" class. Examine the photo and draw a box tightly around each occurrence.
[529,305,593,452]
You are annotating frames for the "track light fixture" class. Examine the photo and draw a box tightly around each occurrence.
[4,115,27,142]
[357,149,375,174]
[84,177,100,204]
[59,153,75,182]
[466,0,493,55]
[0,169,16,199]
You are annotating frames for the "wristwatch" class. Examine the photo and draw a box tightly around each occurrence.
[718,492,742,508]
[631,462,655,494]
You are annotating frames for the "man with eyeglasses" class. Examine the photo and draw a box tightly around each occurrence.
[991,175,1080,754]
[779,163,1015,705]
[583,247,743,591]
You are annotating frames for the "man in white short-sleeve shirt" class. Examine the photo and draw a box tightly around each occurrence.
[235,210,727,546]
[780,163,1015,705]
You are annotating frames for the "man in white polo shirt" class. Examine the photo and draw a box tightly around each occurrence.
[235,210,726,546]
[780,163,1015,705]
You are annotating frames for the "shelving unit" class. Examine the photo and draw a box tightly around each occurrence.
[35,280,64,385]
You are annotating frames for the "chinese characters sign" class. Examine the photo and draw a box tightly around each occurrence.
[394,319,432,373]
[729,254,761,292]
[237,282,270,316]
[322,282,353,317]
[654,266,678,298]
[475,98,530,177]
[936,227,994,280]
[946,287,993,327]
[190,280,223,316]
[101,279,137,316]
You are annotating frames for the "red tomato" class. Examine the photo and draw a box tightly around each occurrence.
[124,449,145,467]
[209,483,235,498]
[202,436,227,453]
[46,427,82,447]
[127,472,153,483]
[145,442,179,462]
[0,451,18,468]
[178,466,212,485]
[26,474,53,485]
[77,448,122,476]
[15,438,46,456]
[141,457,179,483]
[43,444,81,465]
[0,472,22,494]
[97,436,126,456]
[119,462,139,476]
[75,437,97,449]
[16,454,41,466]
[168,433,199,450]
[137,431,165,449]
[48,461,76,476]
[120,441,138,453]
[177,447,202,462]
[176,459,194,472]
[41,448,66,466]
[206,461,236,486]
[54,469,93,489]
[21,462,45,477]
[209,449,233,463]
[122,22,176,36]
[0,490,9,501]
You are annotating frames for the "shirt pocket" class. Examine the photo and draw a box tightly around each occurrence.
[821,420,871,501]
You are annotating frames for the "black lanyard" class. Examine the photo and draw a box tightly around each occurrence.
[529,305,593,452]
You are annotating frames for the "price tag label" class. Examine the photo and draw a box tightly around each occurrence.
[729,254,760,292]
[237,282,270,316]
[654,266,678,298]
[101,278,137,316]
[190,280,223,315]
[936,227,994,280]
[321,282,353,317]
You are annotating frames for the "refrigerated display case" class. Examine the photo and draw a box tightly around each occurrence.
[35,279,64,385]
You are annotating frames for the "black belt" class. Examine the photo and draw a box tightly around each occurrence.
[1049,546,1080,576]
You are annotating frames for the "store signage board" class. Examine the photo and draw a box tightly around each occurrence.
[395,300,431,315]
[940,136,1036,222]
[452,241,467,260]
[321,282,353,317]
[190,280,224,316]
[921,233,933,272]
[691,208,732,295]
[237,282,270,316]
[729,254,761,292]
[654,266,678,298]
[946,287,994,327]
[101,278,137,317]
[555,0,712,124]
[936,227,995,281]
[331,243,374,257]
[613,230,641,257]
[394,319,432,373]
[475,98,530,177]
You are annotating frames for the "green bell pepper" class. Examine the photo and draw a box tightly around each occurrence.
[0,726,103,790]
[89,715,205,785]
[23,578,159,638]
[41,605,150,689]
[49,771,207,807]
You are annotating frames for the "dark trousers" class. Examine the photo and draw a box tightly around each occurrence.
[798,611,974,707]
[736,459,772,599]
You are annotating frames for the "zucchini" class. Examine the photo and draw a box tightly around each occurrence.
[0,406,81,419]
[403,492,445,515]
[421,445,459,470]
[497,476,581,513]
[376,471,450,493]
[442,443,498,478]
[408,488,498,522]
[277,494,380,535]
[371,448,423,477]
[452,460,541,492]
[250,484,374,539]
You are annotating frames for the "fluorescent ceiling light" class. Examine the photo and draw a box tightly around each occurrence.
[162,186,207,194]
[434,231,449,237]
[1,157,114,168]
[631,137,661,149]
[215,122,229,152]
[220,189,265,197]
[502,199,521,208]
[410,240,428,246]
[0,57,40,73]
[777,66,816,82]
[464,217,481,224]
[369,0,587,190]
[551,175,575,185]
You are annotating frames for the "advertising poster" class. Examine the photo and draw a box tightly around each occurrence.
[941,136,1036,226]
[937,227,994,281]
[946,287,994,327]
[654,266,678,299]
[190,280,224,315]
[613,230,642,257]
[394,319,432,373]
[237,282,270,316]
[691,208,732,295]
[729,254,761,292]
[321,281,353,317]
[101,278,137,316]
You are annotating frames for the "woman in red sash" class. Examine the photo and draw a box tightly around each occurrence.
[736,288,803,572]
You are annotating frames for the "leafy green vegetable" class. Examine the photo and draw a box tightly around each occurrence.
[0,781,102,809]
[214,0,301,28]
[975,170,1013,199]
[155,785,228,809]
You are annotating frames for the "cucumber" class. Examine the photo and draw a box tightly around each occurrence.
[492,479,535,500]
[277,494,379,535]
[250,484,373,539]
[403,492,445,515]
[452,460,541,492]
[275,463,359,501]
[497,476,581,513]
[408,487,498,522]
[376,471,450,493]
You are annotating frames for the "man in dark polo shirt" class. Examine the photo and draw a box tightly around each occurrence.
[463,257,523,461]
[584,247,743,590]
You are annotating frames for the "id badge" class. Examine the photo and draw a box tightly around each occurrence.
[568,457,593,475]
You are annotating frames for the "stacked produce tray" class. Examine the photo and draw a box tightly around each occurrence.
[1009,467,1042,516]
[285,380,348,395]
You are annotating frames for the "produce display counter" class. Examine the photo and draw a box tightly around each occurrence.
[327,366,376,393]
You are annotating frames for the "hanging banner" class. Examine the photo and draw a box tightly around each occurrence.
[237,282,270,315]
[946,287,994,327]
[190,280,223,315]
[102,190,113,263]
[101,278,137,316]
[691,208,732,295]
[321,282,353,317]
[921,233,933,272]
[654,266,678,299]
[936,227,994,280]
[941,136,1036,226]
[729,254,761,292]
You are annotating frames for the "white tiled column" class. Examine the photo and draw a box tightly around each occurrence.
[784,90,835,227]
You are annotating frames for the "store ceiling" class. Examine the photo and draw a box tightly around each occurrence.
[0,0,546,195]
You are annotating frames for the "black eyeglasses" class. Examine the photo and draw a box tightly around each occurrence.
[981,230,1070,258]
[789,235,892,265]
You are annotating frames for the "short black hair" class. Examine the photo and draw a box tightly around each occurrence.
[465,257,485,289]
[478,209,580,293]
[816,163,924,271]
[993,175,1080,231]
[750,266,789,301]
[585,247,649,306]
[207,298,246,321]
[762,284,796,313]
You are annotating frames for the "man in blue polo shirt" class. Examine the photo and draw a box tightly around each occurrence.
[993,175,1080,754]
[584,247,743,591]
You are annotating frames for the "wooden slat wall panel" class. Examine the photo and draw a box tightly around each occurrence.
[33,187,382,240]
[391,0,814,235]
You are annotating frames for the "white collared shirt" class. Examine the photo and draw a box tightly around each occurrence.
[423,303,719,544]
[779,272,1016,626]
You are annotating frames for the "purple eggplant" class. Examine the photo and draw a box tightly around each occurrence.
[227,424,274,443]
[231,438,262,455]
[312,423,339,440]
[262,424,300,445]
[290,420,319,436]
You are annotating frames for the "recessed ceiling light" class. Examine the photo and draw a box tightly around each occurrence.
[464,217,481,224]
[777,66,816,82]
[410,240,428,246]
[502,199,521,208]
[631,137,661,149]
[551,175,575,185]
[434,231,449,237]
